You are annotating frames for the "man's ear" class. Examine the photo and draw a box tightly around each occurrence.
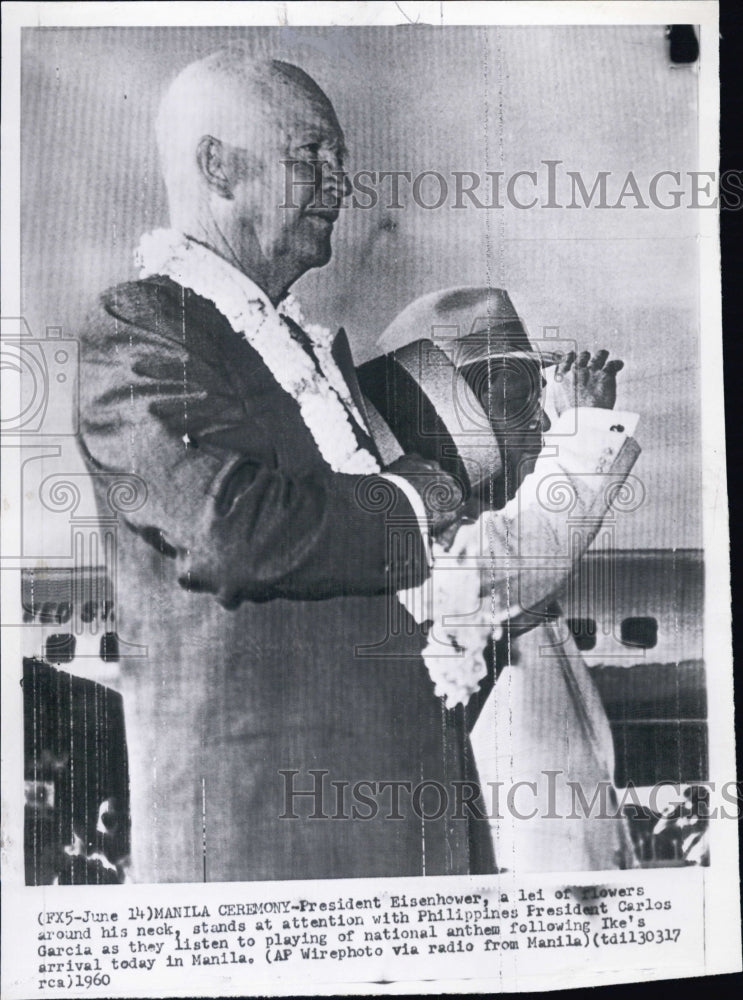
[196,135,233,199]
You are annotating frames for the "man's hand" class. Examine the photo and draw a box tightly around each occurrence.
[385,454,466,537]
[551,349,624,418]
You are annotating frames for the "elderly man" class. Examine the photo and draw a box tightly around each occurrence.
[78,49,638,883]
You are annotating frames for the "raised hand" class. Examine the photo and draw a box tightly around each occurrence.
[551,348,624,417]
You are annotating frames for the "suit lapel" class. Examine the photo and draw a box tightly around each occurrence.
[331,327,376,441]
[282,318,381,464]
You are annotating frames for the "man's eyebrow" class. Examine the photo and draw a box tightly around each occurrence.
[294,126,347,159]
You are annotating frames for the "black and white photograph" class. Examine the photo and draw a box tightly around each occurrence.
[1,1,739,995]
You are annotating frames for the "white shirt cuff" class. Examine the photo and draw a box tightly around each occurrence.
[548,407,639,439]
[380,472,432,567]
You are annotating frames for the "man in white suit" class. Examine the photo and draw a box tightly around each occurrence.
[370,287,641,870]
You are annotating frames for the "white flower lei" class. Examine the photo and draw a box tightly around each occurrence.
[134,229,491,709]
[399,536,502,709]
[135,229,380,475]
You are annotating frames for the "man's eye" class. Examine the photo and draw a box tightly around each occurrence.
[298,143,320,157]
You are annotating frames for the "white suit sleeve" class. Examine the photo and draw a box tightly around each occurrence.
[401,407,641,632]
[468,407,640,613]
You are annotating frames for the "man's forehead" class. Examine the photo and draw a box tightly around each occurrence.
[231,76,343,145]
[273,87,343,138]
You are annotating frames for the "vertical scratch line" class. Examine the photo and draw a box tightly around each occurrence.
[201,777,207,882]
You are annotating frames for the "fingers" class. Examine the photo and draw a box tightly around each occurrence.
[588,349,609,371]
[557,348,624,376]
[556,350,575,374]
[435,519,461,551]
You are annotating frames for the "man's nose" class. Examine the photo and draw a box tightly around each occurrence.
[529,408,550,434]
[321,162,351,201]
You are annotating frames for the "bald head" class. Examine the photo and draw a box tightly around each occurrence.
[155,48,349,301]
[156,50,335,206]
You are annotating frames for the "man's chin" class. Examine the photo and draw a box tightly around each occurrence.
[301,239,333,271]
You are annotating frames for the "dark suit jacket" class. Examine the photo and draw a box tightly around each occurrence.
[78,275,495,883]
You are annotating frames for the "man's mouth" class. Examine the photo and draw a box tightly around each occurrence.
[304,209,339,225]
